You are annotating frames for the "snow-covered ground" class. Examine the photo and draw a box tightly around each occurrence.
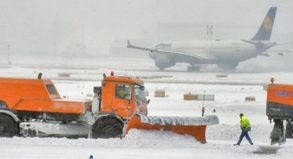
[0,55,293,159]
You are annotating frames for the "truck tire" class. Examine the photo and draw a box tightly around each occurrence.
[91,116,123,139]
[0,113,18,137]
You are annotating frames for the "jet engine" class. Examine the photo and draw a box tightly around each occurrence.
[154,55,176,71]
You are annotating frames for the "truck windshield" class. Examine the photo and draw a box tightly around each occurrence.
[134,84,147,102]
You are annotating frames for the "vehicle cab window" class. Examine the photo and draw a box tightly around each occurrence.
[134,84,147,104]
[115,84,131,100]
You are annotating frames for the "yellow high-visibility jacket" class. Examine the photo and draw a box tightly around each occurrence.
[118,89,126,98]
[240,115,251,131]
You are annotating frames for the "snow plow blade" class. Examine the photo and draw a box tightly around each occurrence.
[126,114,219,143]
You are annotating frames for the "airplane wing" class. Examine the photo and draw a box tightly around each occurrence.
[263,42,293,56]
[127,40,154,52]
[263,50,292,56]
[127,40,217,62]
[241,40,292,57]
[265,50,291,53]
[275,42,293,46]
[156,49,217,62]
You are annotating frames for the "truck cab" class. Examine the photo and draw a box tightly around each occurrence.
[93,72,148,119]
[90,72,149,138]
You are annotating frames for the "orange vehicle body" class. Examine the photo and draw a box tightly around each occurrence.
[266,80,293,144]
[266,83,293,120]
[0,77,91,114]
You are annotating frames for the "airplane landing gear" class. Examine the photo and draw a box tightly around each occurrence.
[217,62,238,72]
[187,66,200,72]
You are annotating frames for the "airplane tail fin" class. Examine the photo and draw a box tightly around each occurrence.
[251,7,277,41]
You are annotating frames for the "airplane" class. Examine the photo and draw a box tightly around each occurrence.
[127,7,281,71]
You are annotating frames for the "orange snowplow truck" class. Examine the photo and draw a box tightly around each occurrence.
[0,72,218,143]
[266,78,293,145]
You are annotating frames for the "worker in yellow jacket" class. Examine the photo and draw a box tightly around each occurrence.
[234,113,254,146]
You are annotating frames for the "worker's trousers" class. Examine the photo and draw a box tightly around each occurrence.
[237,130,253,145]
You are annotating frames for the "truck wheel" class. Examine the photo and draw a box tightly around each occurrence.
[91,117,123,139]
[0,113,18,137]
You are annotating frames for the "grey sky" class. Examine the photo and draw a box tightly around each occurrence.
[0,0,292,55]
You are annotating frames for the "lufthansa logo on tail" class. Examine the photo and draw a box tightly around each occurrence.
[263,16,272,31]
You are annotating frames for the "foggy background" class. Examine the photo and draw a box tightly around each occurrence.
[0,0,292,72]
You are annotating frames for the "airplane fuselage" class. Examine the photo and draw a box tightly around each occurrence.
[151,40,275,64]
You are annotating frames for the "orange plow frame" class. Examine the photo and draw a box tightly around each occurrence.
[126,114,219,143]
